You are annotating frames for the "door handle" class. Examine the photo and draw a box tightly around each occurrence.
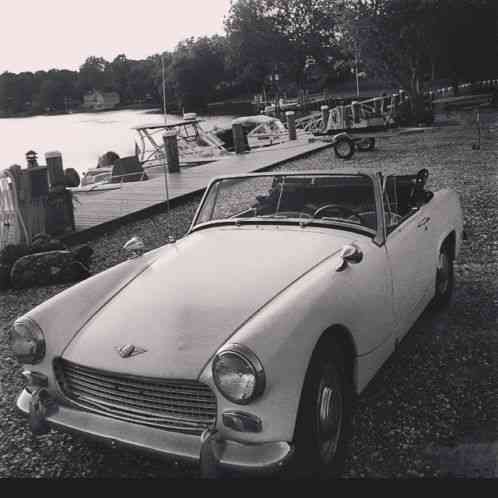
[417,216,431,228]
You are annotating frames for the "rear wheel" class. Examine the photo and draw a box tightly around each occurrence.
[432,244,454,309]
[334,137,355,160]
[290,339,353,478]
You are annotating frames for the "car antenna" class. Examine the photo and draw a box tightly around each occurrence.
[161,146,175,244]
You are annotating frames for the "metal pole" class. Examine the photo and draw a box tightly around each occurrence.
[161,139,174,242]
[355,50,360,98]
[161,54,167,125]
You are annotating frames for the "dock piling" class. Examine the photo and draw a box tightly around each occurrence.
[351,101,361,124]
[286,111,297,140]
[45,151,65,189]
[163,131,180,173]
[232,123,249,154]
[320,105,329,130]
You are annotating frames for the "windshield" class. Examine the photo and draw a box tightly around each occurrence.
[193,173,378,233]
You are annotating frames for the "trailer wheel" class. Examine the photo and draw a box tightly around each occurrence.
[334,137,354,160]
[356,137,375,152]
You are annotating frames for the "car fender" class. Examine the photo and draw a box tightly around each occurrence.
[428,189,464,267]
[19,246,166,385]
[199,239,395,444]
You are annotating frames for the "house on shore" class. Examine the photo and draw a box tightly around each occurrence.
[82,90,120,111]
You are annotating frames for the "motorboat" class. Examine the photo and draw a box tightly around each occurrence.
[213,115,290,150]
[134,113,230,171]
[76,113,232,192]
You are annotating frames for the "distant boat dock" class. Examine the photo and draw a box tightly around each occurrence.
[69,136,333,242]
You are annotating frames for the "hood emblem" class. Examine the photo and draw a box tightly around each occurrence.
[117,344,147,358]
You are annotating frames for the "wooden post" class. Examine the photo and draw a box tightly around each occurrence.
[286,111,297,141]
[45,151,65,190]
[374,98,382,115]
[163,131,180,173]
[381,96,388,114]
[14,165,49,244]
[399,89,406,102]
[351,101,361,124]
[337,106,345,130]
[320,105,329,130]
[391,94,399,113]
[232,123,249,154]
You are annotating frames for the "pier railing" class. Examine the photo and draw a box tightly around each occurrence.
[291,78,498,134]
[0,170,27,250]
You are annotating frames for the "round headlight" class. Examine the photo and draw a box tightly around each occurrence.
[212,344,265,405]
[10,317,45,364]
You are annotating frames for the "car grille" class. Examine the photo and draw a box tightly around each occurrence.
[54,359,217,435]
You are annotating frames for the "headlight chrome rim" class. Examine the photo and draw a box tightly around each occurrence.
[10,317,45,365]
[212,343,265,405]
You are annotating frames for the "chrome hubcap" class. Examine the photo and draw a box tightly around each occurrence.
[437,252,450,294]
[336,142,351,156]
[317,371,343,462]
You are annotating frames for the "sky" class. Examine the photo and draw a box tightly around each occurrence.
[0,0,233,74]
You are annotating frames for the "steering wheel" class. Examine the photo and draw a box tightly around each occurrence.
[312,204,364,223]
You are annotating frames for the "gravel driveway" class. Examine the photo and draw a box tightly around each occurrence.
[1,108,496,478]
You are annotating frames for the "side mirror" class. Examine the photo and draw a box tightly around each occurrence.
[123,236,145,258]
[336,243,363,272]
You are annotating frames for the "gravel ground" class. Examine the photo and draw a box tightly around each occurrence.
[1,108,497,478]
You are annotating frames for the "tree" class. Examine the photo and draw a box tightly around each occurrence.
[337,0,498,97]
[0,72,21,114]
[225,0,283,93]
[431,0,498,92]
[77,56,111,94]
[168,36,227,110]
[127,58,160,104]
[33,70,78,112]
[225,0,342,93]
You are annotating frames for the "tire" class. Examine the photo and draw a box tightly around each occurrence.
[432,244,454,309]
[356,137,375,152]
[334,137,355,160]
[289,339,353,478]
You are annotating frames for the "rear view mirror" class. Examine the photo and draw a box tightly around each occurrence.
[336,243,363,272]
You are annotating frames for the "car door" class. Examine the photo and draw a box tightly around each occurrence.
[384,202,435,340]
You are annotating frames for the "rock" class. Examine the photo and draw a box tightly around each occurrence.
[72,245,93,268]
[0,244,29,267]
[10,250,90,289]
[0,263,11,290]
[30,234,66,253]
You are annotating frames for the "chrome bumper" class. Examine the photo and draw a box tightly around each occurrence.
[17,389,293,477]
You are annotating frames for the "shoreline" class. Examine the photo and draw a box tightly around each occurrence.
[0,103,168,120]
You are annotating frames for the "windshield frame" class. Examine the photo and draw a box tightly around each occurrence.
[188,171,385,245]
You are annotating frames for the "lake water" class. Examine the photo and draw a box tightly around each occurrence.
[0,110,234,176]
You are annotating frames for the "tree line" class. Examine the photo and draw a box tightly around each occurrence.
[0,0,496,117]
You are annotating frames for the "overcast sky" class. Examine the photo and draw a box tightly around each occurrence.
[1,0,232,74]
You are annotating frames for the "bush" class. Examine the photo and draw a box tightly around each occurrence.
[64,168,80,187]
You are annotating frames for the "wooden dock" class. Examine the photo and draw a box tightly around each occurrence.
[72,136,332,236]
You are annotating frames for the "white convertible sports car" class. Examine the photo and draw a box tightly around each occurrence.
[11,168,464,477]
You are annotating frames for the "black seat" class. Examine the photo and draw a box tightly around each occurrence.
[111,156,148,183]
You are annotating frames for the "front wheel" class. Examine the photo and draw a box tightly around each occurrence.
[432,245,454,309]
[290,340,353,478]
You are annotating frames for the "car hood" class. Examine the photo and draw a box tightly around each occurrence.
[62,226,352,379]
